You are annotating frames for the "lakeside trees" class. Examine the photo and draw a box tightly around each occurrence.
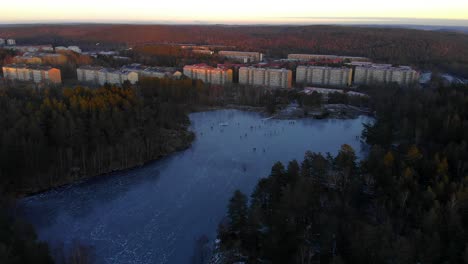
[0,83,194,196]
[218,83,468,263]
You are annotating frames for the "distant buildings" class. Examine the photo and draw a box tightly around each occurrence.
[121,64,182,79]
[13,52,68,65]
[219,51,263,63]
[55,46,82,53]
[192,50,214,55]
[296,66,353,87]
[288,54,369,62]
[77,66,139,86]
[353,63,419,86]
[183,64,233,85]
[239,67,292,89]
[2,64,62,84]
[4,44,54,52]
[0,38,5,45]
[81,51,118,58]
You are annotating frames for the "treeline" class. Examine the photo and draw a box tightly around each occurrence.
[0,76,323,196]
[0,83,193,195]
[4,25,468,77]
[218,84,468,263]
[130,45,227,67]
[0,200,54,264]
[139,76,295,109]
[0,196,95,264]
[0,49,16,68]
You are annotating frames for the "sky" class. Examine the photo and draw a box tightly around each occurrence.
[1,0,468,26]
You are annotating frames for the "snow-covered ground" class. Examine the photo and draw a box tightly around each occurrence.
[441,74,468,84]
[419,72,468,85]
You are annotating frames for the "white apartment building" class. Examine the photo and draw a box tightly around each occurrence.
[5,45,54,52]
[121,64,182,79]
[77,66,138,86]
[6,39,16,46]
[239,67,292,89]
[353,64,419,86]
[55,46,82,53]
[218,51,263,63]
[183,64,233,85]
[296,66,353,87]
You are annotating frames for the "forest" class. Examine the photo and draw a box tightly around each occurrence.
[0,82,196,196]
[2,24,468,77]
[217,83,468,263]
[0,74,466,263]
[0,76,309,196]
[0,79,200,263]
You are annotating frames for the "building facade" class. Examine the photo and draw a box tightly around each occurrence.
[239,67,292,89]
[55,46,82,53]
[192,50,214,55]
[6,39,16,46]
[4,45,53,52]
[183,64,233,85]
[353,64,419,86]
[121,64,182,79]
[2,64,61,84]
[13,52,68,65]
[77,66,138,86]
[0,38,5,45]
[296,66,353,87]
[218,51,263,63]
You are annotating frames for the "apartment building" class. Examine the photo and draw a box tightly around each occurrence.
[239,67,292,89]
[54,46,81,53]
[55,46,82,53]
[2,64,61,84]
[353,64,419,86]
[13,52,68,65]
[296,66,353,87]
[0,38,5,45]
[218,51,263,63]
[183,64,233,85]
[77,66,139,86]
[4,45,54,52]
[288,54,369,62]
[192,50,214,55]
[121,64,182,79]
[6,39,16,46]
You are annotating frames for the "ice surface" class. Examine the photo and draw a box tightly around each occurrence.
[19,109,372,264]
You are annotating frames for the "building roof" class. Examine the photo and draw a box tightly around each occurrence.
[240,66,291,72]
[184,64,231,71]
[297,65,351,70]
[122,64,178,74]
[354,63,416,71]
[3,64,57,71]
[219,51,261,55]
[78,65,105,71]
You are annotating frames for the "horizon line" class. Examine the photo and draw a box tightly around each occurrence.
[0,17,467,27]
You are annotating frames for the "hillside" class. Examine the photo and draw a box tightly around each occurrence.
[2,24,468,77]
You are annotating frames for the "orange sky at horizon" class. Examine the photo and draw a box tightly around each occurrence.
[1,0,468,26]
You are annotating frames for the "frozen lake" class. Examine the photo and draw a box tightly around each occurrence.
[19,109,372,264]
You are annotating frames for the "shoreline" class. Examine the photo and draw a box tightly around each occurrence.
[16,128,195,199]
